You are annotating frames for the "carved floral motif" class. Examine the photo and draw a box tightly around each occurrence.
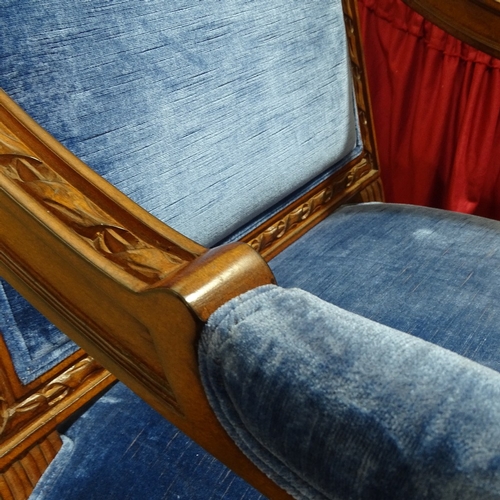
[0,127,186,284]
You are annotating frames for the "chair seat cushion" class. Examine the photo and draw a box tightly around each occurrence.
[270,203,500,372]
[199,285,500,499]
[29,382,264,500]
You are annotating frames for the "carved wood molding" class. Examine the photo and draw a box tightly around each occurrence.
[0,125,187,285]
[342,0,380,172]
[244,156,383,259]
[246,159,376,255]
[0,96,219,429]
[0,240,180,420]
[0,432,61,500]
[0,345,114,472]
[0,357,101,440]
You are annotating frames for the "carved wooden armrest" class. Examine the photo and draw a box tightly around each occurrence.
[0,91,292,498]
[0,3,381,496]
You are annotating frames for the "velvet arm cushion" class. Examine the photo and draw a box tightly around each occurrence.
[199,285,500,500]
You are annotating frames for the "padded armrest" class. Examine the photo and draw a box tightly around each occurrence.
[199,285,500,500]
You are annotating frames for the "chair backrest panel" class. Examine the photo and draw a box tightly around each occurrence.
[1,0,357,246]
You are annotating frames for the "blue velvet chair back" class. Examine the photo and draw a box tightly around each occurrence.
[1,0,359,248]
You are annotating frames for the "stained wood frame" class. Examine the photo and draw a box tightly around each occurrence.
[0,0,381,498]
[403,0,500,59]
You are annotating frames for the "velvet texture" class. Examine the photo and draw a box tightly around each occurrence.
[0,278,77,384]
[358,0,500,219]
[271,203,500,372]
[1,0,357,248]
[3,0,500,496]
[200,285,500,499]
[30,383,264,500]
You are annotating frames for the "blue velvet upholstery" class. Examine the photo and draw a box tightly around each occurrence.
[270,203,500,372]
[30,383,264,500]
[1,0,358,248]
[0,278,78,384]
[199,285,500,499]
[22,203,500,498]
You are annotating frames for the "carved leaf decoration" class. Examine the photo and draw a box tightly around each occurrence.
[94,229,185,280]
[11,393,50,414]
[0,130,189,284]
[22,178,117,231]
[0,153,44,172]
[0,357,103,439]
[107,248,185,280]
[0,125,38,158]
[53,357,99,389]
[98,227,142,252]
[248,162,367,252]
[0,393,52,440]
[0,155,47,183]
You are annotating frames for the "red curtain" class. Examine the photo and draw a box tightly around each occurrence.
[358,0,500,219]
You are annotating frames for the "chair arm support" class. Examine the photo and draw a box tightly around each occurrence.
[0,91,289,499]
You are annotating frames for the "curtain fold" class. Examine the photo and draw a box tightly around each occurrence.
[358,0,500,219]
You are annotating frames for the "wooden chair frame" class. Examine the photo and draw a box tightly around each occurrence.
[403,0,500,59]
[0,0,382,497]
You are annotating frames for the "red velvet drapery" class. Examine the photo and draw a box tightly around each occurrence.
[358,0,500,219]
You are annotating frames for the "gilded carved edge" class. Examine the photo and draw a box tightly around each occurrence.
[0,123,188,285]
